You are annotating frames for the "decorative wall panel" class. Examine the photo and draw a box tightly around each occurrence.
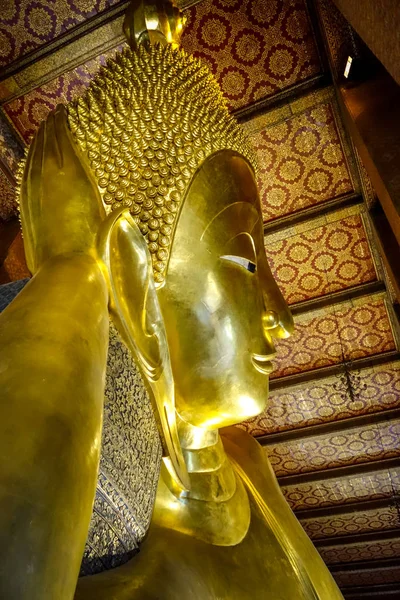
[266,419,400,477]
[0,109,23,172]
[240,362,400,436]
[281,467,400,511]
[0,168,17,220]
[1,231,30,281]
[3,47,122,144]
[265,213,376,304]
[271,296,396,379]
[181,0,321,111]
[319,537,400,565]
[334,567,400,587]
[301,505,400,540]
[82,323,162,575]
[249,101,353,221]
[0,0,121,68]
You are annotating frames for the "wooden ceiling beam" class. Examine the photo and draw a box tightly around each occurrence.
[263,193,362,235]
[330,557,400,573]
[258,406,400,445]
[342,583,400,598]
[314,527,400,548]
[270,350,400,391]
[0,0,200,106]
[278,456,400,487]
[295,496,399,521]
[290,281,386,317]
[234,73,330,123]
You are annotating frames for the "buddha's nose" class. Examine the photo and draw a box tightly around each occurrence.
[262,310,280,331]
[262,294,294,341]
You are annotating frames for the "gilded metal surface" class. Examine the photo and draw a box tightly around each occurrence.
[0,1,345,597]
[123,0,186,49]
[66,43,255,284]
[4,47,123,144]
[0,282,161,578]
[76,428,343,599]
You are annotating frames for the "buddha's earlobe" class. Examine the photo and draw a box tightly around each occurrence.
[97,209,190,491]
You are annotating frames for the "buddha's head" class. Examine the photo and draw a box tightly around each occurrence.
[68,44,293,436]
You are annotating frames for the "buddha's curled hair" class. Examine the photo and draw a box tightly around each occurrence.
[67,44,257,283]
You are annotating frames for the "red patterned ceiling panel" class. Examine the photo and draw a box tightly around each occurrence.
[266,419,400,477]
[319,537,400,565]
[281,467,400,511]
[0,0,120,68]
[300,505,400,540]
[3,47,121,144]
[181,0,321,111]
[271,296,396,379]
[250,102,353,221]
[265,213,376,305]
[240,362,400,436]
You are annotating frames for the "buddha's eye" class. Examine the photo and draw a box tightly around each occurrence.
[221,255,257,273]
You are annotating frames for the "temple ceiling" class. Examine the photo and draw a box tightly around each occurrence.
[0,0,399,597]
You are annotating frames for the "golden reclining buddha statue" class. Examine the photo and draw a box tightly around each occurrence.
[0,1,343,598]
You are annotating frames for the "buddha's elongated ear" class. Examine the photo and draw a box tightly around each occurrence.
[97,209,190,492]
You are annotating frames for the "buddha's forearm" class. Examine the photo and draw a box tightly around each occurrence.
[0,254,109,600]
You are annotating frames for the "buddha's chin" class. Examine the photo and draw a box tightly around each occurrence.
[177,390,268,431]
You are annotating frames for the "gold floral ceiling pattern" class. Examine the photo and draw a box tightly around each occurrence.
[3,48,121,143]
[0,0,121,67]
[271,296,396,379]
[267,419,400,477]
[251,99,354,221]
[282,467,400,511]
[1,0,399,596]
[301,505,400,540]
[265,211,376,304]
[240,362,400,436]
[181,0,321,110]
[319,537,400,565]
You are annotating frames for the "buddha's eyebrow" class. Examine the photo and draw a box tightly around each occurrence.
[201,202,259,242]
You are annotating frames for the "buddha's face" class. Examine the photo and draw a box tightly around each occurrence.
[157,151,293,429]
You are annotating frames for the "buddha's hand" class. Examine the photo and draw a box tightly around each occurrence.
[20,104,106,274]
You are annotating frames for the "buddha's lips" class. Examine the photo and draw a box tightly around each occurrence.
[251,353,276,375]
